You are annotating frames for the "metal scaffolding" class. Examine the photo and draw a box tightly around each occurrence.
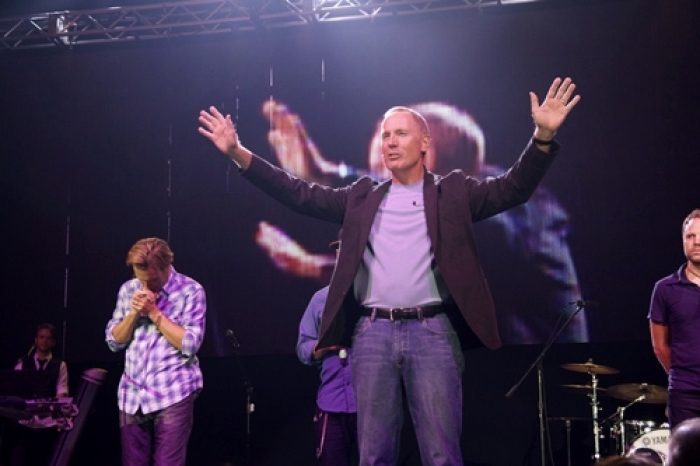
[0,0,538,50]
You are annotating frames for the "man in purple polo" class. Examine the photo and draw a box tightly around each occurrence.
[649,209,700,428]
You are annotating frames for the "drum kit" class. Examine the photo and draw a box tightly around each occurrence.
[557,359,669,464]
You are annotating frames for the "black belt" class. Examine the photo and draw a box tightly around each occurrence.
[359,304,444,321]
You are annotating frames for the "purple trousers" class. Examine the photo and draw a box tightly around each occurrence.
[119,392,197,466]
[314,408,358,466]
[668,389,700,429]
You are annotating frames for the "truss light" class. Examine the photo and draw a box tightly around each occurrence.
[48,13,70,45]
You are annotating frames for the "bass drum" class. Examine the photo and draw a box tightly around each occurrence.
[609,419,659,454]
[627,428,670,465]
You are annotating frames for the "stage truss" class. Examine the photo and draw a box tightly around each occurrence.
[0,0,542,50]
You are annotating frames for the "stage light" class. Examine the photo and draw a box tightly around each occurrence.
[48,12,70,45]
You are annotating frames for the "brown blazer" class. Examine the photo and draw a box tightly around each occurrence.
[243,140,558,350]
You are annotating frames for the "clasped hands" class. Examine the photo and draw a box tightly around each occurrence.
[130,290,158,318]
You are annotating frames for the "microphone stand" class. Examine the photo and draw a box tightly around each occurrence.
[505,303,587,466]
[226,329,254,466]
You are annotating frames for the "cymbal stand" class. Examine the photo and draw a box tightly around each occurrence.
[605,395,645,455]
[588,370,602,462]
[611,406,626,456]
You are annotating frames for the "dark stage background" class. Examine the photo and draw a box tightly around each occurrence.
[0,0,698,464]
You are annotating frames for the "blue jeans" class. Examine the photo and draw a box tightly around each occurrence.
[352,313,465,466]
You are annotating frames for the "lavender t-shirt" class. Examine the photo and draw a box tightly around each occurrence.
[354,180,448,308]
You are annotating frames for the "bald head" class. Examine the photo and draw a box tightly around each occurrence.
[669,418,700,466]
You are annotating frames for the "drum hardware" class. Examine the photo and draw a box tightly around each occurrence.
[605,394,646,455]
[552,375,668,462]
[560,359,619,462]
[607,383,668,404]
[560,384,607,395]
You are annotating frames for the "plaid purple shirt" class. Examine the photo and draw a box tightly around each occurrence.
[105,266,206,415]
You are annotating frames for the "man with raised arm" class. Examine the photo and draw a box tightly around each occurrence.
[199,77,580,465]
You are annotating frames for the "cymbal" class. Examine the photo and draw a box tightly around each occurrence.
[561,384,607,395]
[561,360,619,375]
[607,383,668,404]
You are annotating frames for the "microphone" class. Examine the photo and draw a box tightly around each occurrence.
[225,329,240,348]
[569,300,600,307]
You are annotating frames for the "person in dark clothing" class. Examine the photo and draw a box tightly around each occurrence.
[1,323,69,466]
[14,323,68,398]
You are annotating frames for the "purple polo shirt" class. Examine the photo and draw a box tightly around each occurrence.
[648,265,700,390]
